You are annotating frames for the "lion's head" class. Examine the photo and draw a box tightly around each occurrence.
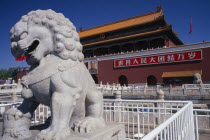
[10,9,84,66]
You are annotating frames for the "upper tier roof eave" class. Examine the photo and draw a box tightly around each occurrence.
[82,25,176,47]
[78,7,164,38]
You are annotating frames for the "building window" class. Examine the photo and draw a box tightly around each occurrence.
[109,45,121,54]
[150,38,165,49]
[83,50,94,58]
[134,41,148,51]
[121,43,134,53]
[94,48,109,56]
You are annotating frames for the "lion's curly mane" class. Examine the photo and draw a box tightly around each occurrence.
[10,9,84,62]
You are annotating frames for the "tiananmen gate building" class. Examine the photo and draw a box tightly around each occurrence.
[78,6,210,85]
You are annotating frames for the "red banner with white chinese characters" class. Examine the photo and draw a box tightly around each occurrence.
[114,50,202,68]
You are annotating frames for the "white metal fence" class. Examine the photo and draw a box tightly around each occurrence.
[0,100,197,140]
[194,109,210,140]
[103,100,195,140]
[5,100,210,140]
[141,101,194,140]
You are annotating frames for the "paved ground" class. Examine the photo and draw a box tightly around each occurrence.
[200,134,210,140]
[0,119,209,140]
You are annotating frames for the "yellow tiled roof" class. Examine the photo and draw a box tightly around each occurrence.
[83,25,170,47]
[162,70,202,77]
[79,8,163,38]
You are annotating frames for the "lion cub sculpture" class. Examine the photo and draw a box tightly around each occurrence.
[2,9,105,140]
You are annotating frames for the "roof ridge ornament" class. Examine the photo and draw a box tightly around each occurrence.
[157,5,162,12]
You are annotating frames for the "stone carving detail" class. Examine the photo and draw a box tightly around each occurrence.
[3,9,105,140]
[193,73,203,84]
[2,108,32,140]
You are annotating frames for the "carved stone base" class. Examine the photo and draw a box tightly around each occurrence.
[6,121,126,140]
[68,122,126,140]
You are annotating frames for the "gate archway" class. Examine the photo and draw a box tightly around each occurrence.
[118,75,128,86]
[147,75,157,85]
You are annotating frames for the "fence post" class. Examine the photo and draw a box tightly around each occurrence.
[143,85,147,94]
[121,86,124,97]
[157,88,164,101]
[182,85,185,95]
[132,84,134,95]
[207,104,210,129]
[17,78,22,89]
[199,84,204,95]
[113,88,122,122]
[12,89,17,101]
[114,88,121,100]
[169,84,172,95]
[154,102,159,126]
[195,111,199,140]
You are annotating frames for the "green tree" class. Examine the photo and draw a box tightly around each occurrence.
[0,67,19,80]
[0,69,7,79]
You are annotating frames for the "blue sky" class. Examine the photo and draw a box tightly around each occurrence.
[0,0,209,69]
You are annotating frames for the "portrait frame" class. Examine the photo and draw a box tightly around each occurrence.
[88,60,98,74]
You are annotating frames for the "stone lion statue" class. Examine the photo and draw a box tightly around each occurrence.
[193,73,203,84]
[3,9,105,140]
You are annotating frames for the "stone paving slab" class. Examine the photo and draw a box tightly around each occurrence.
[0,121,126,140]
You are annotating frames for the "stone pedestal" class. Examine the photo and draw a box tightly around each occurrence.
[23,122,126,140]
[69,122,126,140]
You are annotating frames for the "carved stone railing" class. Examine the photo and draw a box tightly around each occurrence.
[1,81,210,100]
[0,79,22,100]
[96,83,210,99]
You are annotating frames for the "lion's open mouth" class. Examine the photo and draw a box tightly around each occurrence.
[24,40,39,58]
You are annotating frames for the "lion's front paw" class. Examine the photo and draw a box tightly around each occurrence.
[36,127,71,140]
[73,117,105,133]
[4,108,23,120]
[4,108,31,120]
